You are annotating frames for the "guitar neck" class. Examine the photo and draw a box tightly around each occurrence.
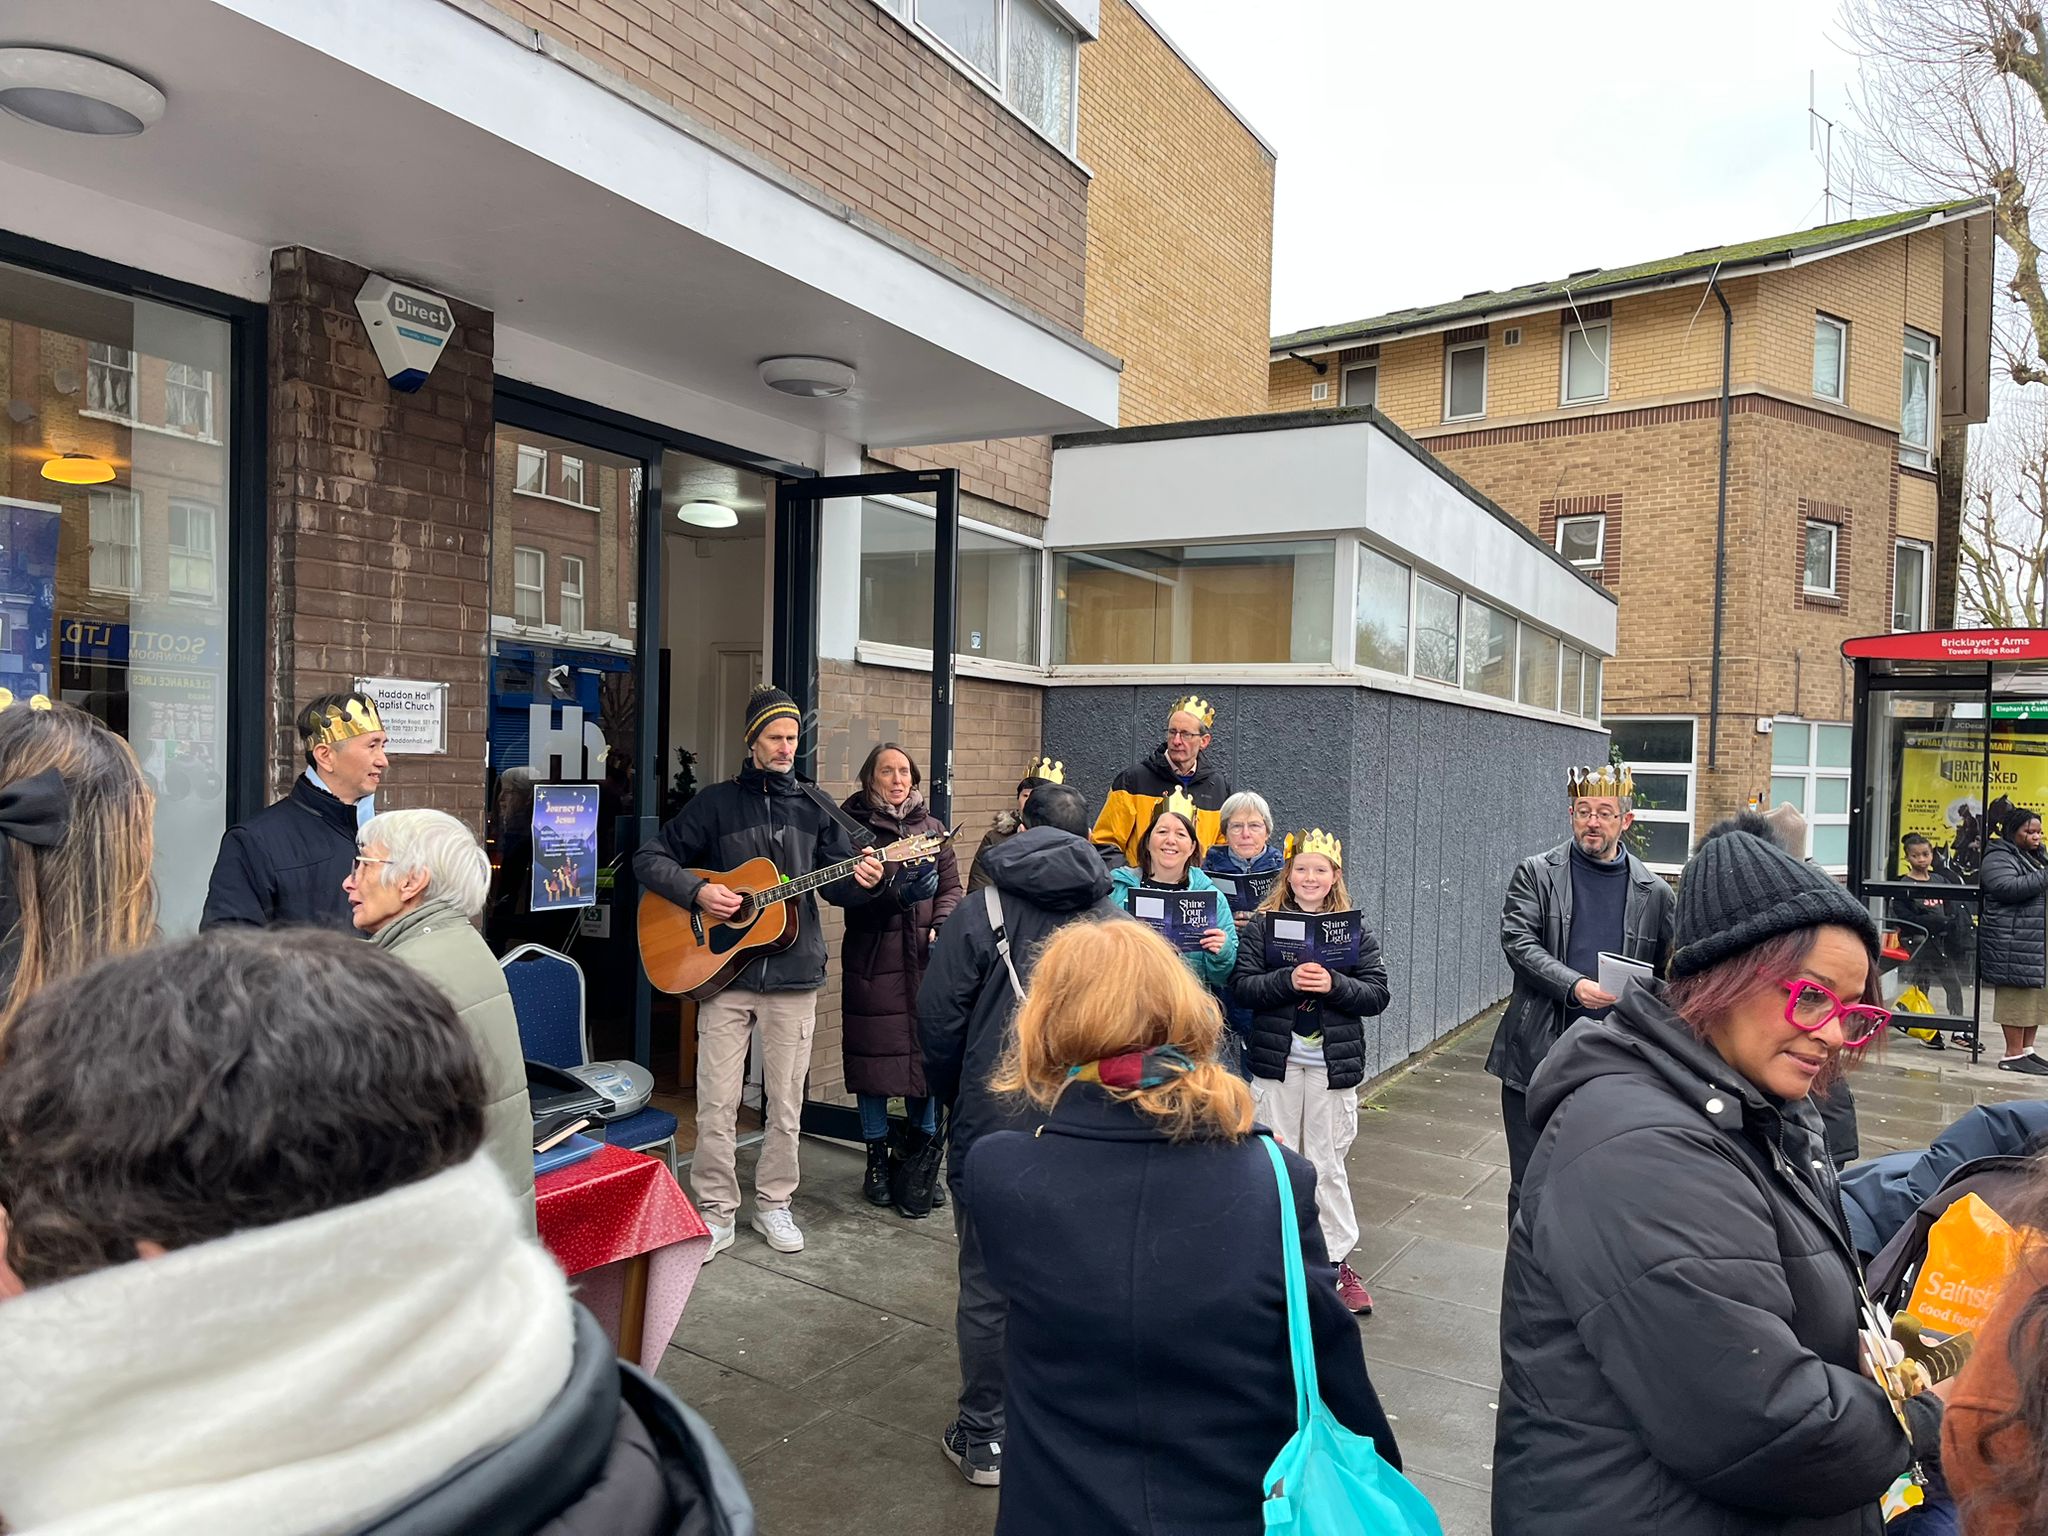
[759,851,874,906]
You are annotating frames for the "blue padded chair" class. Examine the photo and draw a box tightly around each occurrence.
[502,944,678,1173]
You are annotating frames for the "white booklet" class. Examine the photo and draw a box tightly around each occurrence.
[1597,951,1653,997]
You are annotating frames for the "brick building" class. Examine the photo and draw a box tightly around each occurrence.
[1267,203,1996,870]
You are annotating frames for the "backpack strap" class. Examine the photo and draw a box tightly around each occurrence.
[985,883,1026,998]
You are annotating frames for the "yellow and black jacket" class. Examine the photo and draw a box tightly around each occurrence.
[1088,747,1232,867]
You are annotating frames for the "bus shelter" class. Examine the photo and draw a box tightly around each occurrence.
[1844,629,2048,1060]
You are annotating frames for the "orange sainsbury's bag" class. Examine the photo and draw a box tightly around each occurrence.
[1904,1193,2023,1336]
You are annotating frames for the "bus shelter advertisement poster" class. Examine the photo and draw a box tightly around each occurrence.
[1896,728,2048,877]
[531,784,599,912]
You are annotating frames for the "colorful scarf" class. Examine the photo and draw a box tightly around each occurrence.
[1067,1045,1196,1089]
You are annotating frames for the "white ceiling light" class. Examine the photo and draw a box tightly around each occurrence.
[677,500,738,529]
[758,356,855,399]
[0,49,165,136]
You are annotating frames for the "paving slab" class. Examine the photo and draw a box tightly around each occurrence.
[1369,1360,1500,1490]
[1368,1235,1506,1314]
[1352,1104,1499,1159]
[674,1256,912,1388]
[1358,1290,1502,1390]
[1409,1470,1495,1536]
[740,1408,999,1536]
[653,1348,835,1464]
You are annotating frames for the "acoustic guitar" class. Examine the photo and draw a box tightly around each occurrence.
[638,830,952,1000]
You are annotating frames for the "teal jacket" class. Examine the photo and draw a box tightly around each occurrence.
[1108,865,1238,987]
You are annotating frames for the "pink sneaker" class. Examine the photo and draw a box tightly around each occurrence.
[1336,1262,1374,1315]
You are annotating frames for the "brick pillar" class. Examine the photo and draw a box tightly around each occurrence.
[268,248,493,831]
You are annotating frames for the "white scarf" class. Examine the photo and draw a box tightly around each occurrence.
[0,1155,573,1535]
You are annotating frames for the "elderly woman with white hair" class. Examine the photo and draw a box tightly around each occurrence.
[345,807,534,1220]
[1203,789,1284,1074]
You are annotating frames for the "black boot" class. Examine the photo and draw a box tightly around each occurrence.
[863,1139,893,1206]
[931,1143,948,1208]
[893,1127,942,1220]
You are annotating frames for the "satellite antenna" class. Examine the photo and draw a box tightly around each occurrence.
[1809,71,1854,223]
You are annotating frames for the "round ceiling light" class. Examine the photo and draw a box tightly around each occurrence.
[40,451,116,486]
[758,356,855,399]
[0,49,165,136]
[677,500,738,529]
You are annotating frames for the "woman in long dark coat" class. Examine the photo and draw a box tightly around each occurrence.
[841,743,962,1207]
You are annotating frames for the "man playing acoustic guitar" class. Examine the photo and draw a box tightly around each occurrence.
[634,685,884,1259]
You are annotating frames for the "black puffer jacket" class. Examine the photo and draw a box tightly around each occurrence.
[839,791,962,1098]
[201,774,360,932]
[1229,909,1391,1091]
[357,1307,754,1535]
[1978,838,2047,989]
[632,766,871,992]
[1494,986,1939,1536]
[918,826,1119,1166]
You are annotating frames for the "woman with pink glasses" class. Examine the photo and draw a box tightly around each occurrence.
[1492,819,1945,1536]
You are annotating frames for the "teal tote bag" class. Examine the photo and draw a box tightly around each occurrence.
[1259,1135,1444,1536]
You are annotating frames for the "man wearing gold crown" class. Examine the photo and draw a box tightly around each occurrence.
[966,757,1066,893]
[1089,696,1233,869]
[202,690,389,932]
[1487,762,1675,1220]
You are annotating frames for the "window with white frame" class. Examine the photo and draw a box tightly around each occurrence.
[167,499,217,602]
[86,342,133,418]
[919,0,1000,76]
[515,444,546,496]
[558,455,586,505]
[1341,363,1377,408]
[513,546,546,626]
[1770,719,1852,871]
[1893,539,1931,632]
[1803,520,1839,596]
[1445,340,1487,421]
[1413,576,1460,683]
[1517,624,1561,709]
[1462,597,1516,699]
[1610,717,1697,870]
[559,555,586,632]
[164,363,213,437]
[1901,329,1935,469]
[864,499,1042,664]
[1584,654,1603,721]
[1355,544,1409,672]
[88,487,140,596]
[1561,647,1585,717]
[1561,320,1610,404]
[1814,314,1847,403]
[1556,514,1604,568]
[909,0,1078,151]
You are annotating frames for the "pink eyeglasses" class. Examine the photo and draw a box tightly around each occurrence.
[1780,978,1890,1048]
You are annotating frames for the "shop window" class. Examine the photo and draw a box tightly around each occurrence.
[860,499,1041,664]
[86,341,133,418]
[1770,720,1853,871]
[1355,543,1409,673]
[1902,329,1935,468]
[1005,0,1076,147]
[1894,540,1931,632]
[919,0,1001,78]
[1517,624,1561,709]
[1561,647,1584,717]
[1611,716,1697,871]
[1462,597,1515,700]
[1414,576,1460,683]
[1556,515,1604,568]
[1814,314,1847,403]
[1341,363,1378,408]
[1445,340,1487,421]
[1054,539,1335,666]
[1561,320,1610,404]
[167,499,217,603]
[515,444,546,495]
[559,455,586,506]
[88,488,140,596]
[164,363,213,438]
[560,555,586,632]
[1804,520,1839,596]
[513,546,546,626]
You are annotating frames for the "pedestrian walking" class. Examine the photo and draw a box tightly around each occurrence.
[347,806,536,1224]
[840,743,962,1210]
[1107,788,1237,988]
[0,692,154,1041]
[1977,804,2048,1076]
[1490,763,1675,1220]
[918,780,1118,1489]
[1492,819,1942,1535]
[0,929,755,1534]
[202,690,386,932]
[1231,829,1389,1315]
[1090,693,1232,866]
[967,757,1063,893]
[964,918,1402,1535]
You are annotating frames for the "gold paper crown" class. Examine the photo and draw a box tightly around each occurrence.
[306,697,384,751]
[0,689,52,714]
[1567,764,1634,801]
[1027,756,1065,784]
[1169,694,1216,730]
[1162,785,1199,822]
[1284,828,1344,864]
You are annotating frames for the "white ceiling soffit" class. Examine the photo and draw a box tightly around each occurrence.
[0,0,1117,447]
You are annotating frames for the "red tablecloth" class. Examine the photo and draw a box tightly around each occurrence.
[537,1143,710,1371]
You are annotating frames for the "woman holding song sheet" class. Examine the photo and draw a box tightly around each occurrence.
[1230,830,1389,1315]
[1106,789,1236,989]
[1205,791,1285,1070]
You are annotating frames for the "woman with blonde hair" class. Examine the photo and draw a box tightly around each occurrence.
[963,919,1400,1535]
[0,693,155,1040]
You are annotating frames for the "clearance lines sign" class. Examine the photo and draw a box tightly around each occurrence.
[1897,728,2048,853]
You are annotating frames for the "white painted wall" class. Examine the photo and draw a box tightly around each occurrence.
[664,532,769,778]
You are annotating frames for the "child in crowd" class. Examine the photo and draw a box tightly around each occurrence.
[1107,789,1237,990]
[1231,830,1391,1315]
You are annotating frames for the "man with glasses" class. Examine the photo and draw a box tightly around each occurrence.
[1488,763,1675,1218]
[1089,695,1233,868]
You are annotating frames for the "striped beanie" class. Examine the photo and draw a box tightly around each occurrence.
[1670,824,1877,978]
[743,685,801,747]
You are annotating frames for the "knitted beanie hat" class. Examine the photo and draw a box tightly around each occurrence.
[1670,823,1879,979]
[743,685,800,747]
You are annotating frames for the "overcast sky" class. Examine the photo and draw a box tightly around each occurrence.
[1139,0,1862,336]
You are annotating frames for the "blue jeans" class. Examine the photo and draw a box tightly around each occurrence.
[858,1092,935,1141]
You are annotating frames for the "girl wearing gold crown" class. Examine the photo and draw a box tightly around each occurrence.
[1231,829,1390,1315]
[1106,789,1237,989]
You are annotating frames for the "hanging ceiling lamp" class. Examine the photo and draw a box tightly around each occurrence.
[40,451,116,485]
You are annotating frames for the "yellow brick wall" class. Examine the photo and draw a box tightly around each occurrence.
[1749,230,1946,422]
[1077,0,1276,425]
[1898,472,1939,544]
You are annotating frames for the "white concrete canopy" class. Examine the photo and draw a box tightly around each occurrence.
[0,0,1119,449]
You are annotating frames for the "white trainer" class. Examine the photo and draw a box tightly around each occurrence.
[750,1207,805,1253]
[704,1222,736,1260]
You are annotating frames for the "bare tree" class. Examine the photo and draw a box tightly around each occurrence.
[1958,394,2048,623]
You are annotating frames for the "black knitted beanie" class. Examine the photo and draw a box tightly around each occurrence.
[1669,823,1879,979]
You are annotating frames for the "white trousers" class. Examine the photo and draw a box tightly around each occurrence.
[1250,1060,1360,1264]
